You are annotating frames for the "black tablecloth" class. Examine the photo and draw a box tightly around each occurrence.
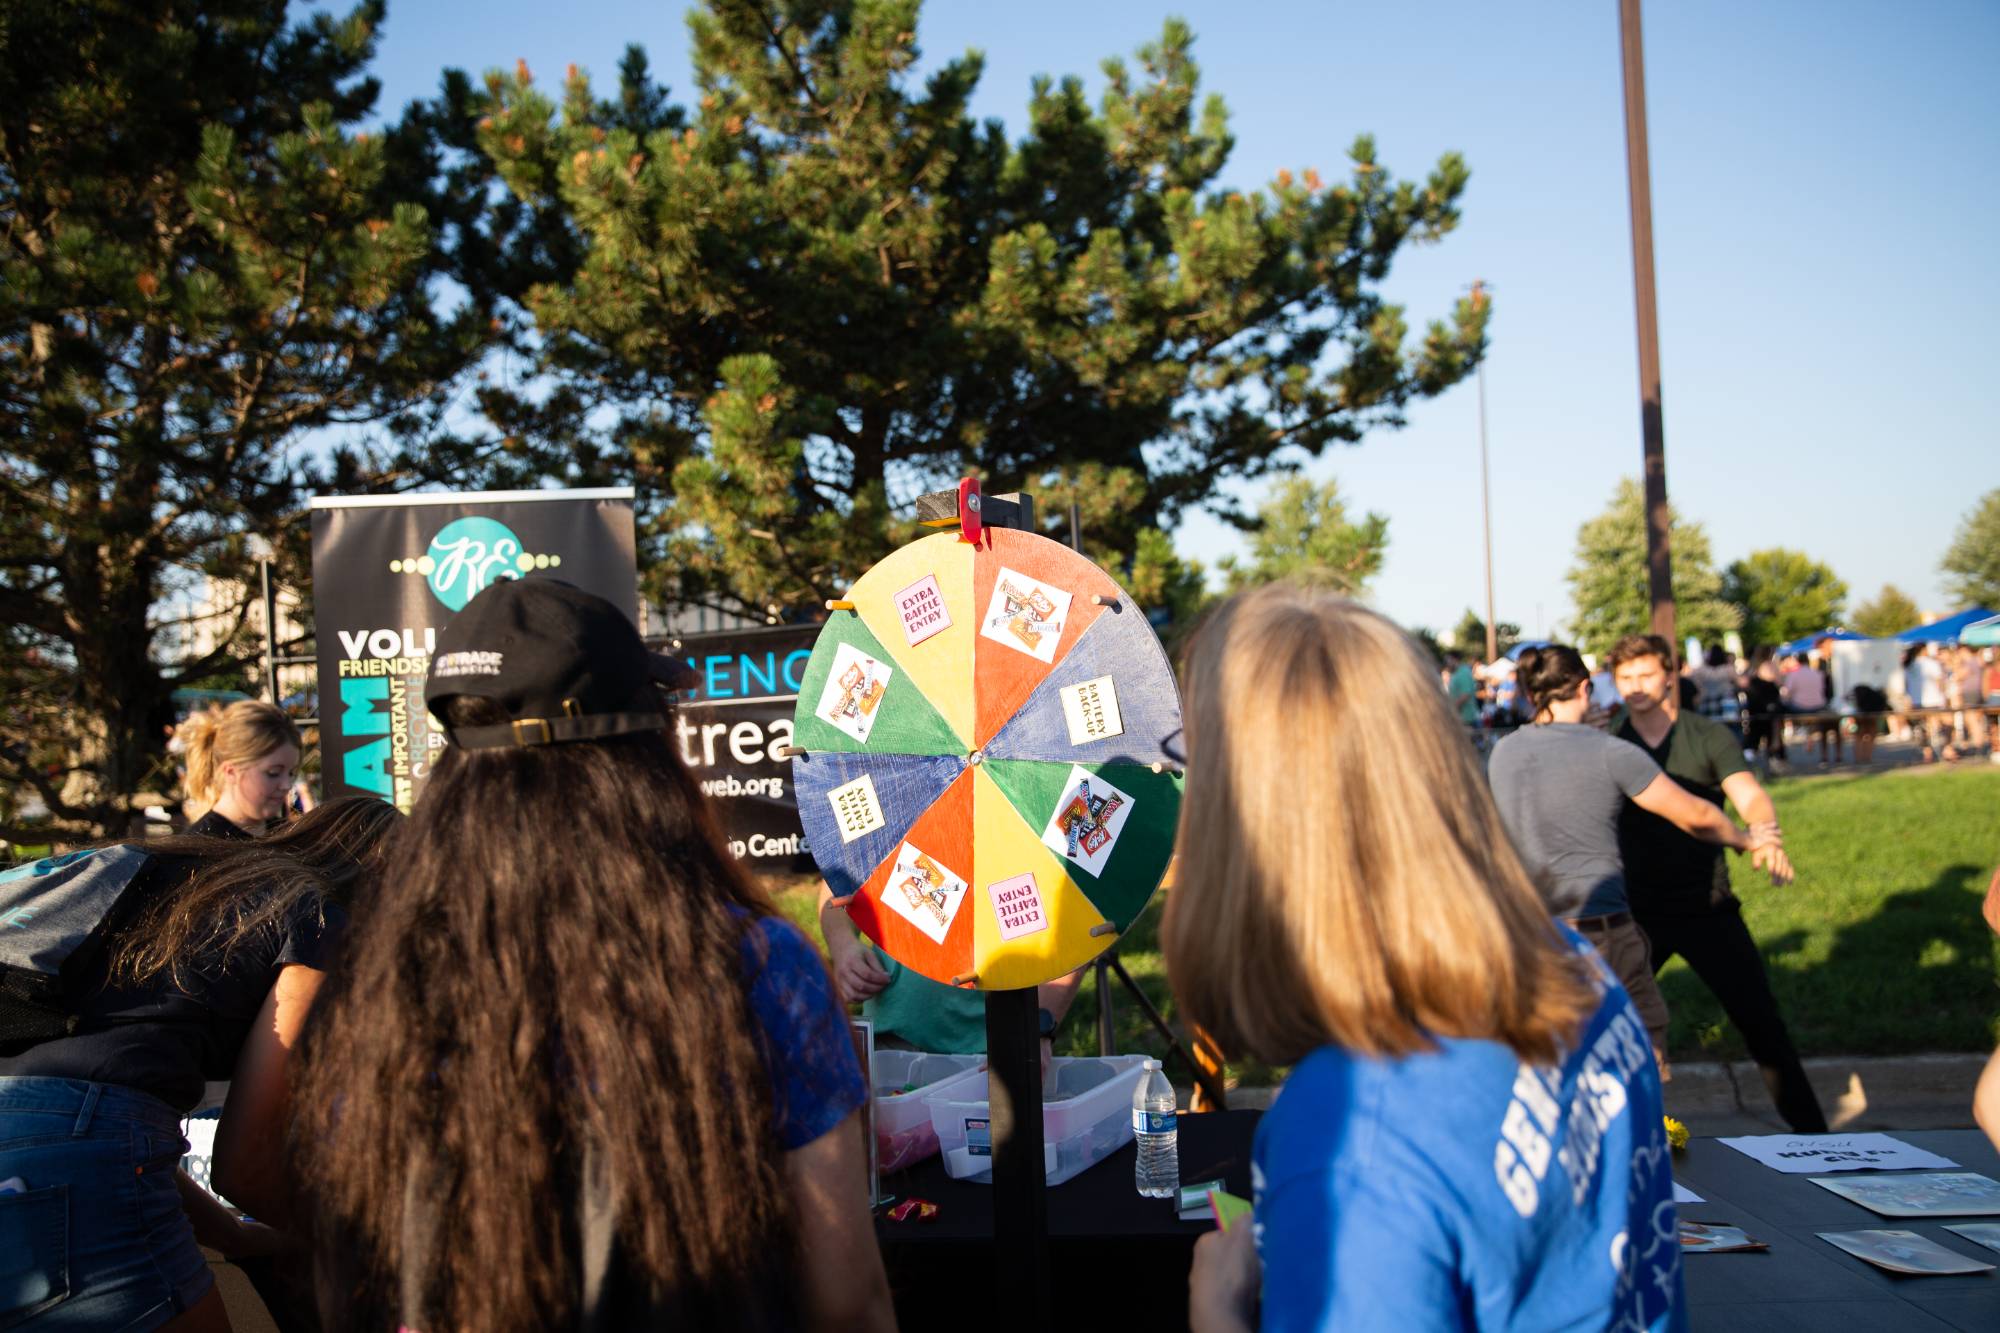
[874,1108,1259,1324]
[1675,1128,2000,1331]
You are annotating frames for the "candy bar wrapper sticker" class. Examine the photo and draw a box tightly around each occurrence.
[814,642,894,744]
[1059,675,1124,745]
[884,841,970,945]
[979,567,1073,664]
[1039,764,1137,877]
[987,872,1049,941]
[827,774,887,844]
[895,574,952,647]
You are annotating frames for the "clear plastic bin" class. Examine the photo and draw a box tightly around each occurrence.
[870,1051,986,1173]
[924,1055,1150,1186]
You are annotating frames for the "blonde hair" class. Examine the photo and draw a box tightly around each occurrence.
[1161,583,1597,1067]
[182,700,302,802]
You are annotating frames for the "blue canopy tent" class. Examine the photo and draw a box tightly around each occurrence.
[1895,607,1998,645]
[1959,614,2000,648]
[1776,629,1869,657]
[1503,640,1552,662]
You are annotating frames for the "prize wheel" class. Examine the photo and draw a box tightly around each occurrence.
[791,528,1183,991]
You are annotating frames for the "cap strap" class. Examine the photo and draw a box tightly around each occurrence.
[447,711,669,751]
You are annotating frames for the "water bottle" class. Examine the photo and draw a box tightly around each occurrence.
[1133,1058,1179,1198]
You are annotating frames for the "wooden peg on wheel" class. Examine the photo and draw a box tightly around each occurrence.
[825,599,856,612]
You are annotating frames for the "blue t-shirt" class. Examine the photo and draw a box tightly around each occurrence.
[1252,941,1685,1332]
[741,915,868,1149]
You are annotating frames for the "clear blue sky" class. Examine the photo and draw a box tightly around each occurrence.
[350,0,2000,637]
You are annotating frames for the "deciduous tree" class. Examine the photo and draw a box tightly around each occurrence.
[1851,585,1922,638]
[1565,478,1738,656]
[1941,488,2000,611]
[1219,476,1388,595]
[1721,548,1848,649]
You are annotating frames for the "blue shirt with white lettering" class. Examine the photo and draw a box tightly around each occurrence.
[1251,937,1684,1332]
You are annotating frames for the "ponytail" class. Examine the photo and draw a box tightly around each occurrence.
[1517,644,1590,717]
[182,700,302,802]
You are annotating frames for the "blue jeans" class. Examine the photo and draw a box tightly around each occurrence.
[0,1078,211,1329]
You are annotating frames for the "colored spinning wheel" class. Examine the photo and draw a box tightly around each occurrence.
[791,528,1183,991]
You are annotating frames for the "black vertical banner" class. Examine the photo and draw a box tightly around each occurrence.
[667,623,819,875]
[309,489,637,813]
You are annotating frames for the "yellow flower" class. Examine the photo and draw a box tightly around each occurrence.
[1664,1115,1689,1151]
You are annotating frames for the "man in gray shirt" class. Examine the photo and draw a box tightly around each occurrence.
[1491,645,1761,1065]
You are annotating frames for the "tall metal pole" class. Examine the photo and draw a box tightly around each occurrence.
[1473,284,1497,663]
[1618,0,1676,643]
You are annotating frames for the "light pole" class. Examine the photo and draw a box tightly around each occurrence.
[1619,0,1676,643]
[1470,281,1497,663]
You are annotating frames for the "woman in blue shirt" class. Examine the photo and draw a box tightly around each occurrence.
[1166,584,1684,1333]
[294,580,890,1332]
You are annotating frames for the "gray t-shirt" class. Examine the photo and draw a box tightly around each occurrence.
[1487,722,1663,918]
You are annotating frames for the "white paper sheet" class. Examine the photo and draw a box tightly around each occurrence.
[1717,1132,1958,1175]
[1673,1182,1704,1205]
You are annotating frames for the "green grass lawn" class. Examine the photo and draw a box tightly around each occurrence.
[772,765,2000,1086]
[1661,763,2000,1060]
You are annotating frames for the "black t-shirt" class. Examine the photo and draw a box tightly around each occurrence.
[189,809,258,840]
[0,851,345,1111]
[1612,710,1749,917]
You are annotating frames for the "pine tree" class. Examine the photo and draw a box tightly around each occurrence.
[0,0,504,838]
[1564,478,1739,656]
[472,0,1487,620]
[1720,548,1848,648]
[1940,488,2000,610]
[1852,584,1922,638]
[1220,476,1388,595]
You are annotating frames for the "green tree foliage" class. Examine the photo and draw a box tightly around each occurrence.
[1941,488,2000,610]
[1219,476,1388,595]
[0,1,504,838]
[472,0,1487,618]
[1721,548,1848,649]
[1564,478,1739,656]
[1447,609,1522,659]
[1851,584,1922,638]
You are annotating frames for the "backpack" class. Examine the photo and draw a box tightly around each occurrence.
[0,843,154,1052]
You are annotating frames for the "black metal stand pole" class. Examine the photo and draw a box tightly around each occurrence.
[984,987,1051,1323]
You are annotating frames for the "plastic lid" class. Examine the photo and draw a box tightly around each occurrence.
[1142,1058,1161,1070]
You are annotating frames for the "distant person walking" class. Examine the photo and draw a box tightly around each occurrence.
[1605,635,1823,1133]
[1905,644,1952,762]
[1488,644,1765,1067]
[1742,648,1787,770]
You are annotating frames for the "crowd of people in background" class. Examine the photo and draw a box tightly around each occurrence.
[1441,638,2000,771]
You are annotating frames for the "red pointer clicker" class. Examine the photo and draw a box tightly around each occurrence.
[957,477,983,546]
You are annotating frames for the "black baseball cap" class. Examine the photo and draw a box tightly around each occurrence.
[424,578,698,750]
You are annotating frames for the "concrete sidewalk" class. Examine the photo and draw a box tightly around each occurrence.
[1223,1052,1991,1137]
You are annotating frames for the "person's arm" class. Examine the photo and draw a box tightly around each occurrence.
[176,1168,292,1257]
[1036,967,1085,1074]
[785,1111,895,1332]
[210,963,324,1231]
[816,880,890,1005]
[1721,770,1794,886]
[1977,1046,2000,1154]
[1189,1221,1260,1333]
[1630,775,1753,855]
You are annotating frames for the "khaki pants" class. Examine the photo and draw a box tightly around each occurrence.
[1569,912,1671,1074]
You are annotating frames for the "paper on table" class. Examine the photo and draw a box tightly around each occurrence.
[1673,1182,1704,1205]
[1817,1229,1995,1275]
[1944,1222,2000,1256]
[1810,1172,2000,1218]
[1717,1132,1958,1175]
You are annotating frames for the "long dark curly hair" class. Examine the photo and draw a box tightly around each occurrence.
[293,699,800,1332]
